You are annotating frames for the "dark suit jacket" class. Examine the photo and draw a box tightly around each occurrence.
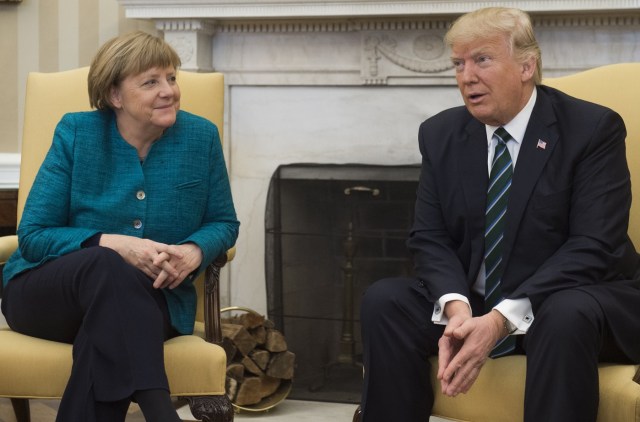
[408,85,640,361]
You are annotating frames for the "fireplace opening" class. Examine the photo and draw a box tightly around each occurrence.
[265,163,420,403]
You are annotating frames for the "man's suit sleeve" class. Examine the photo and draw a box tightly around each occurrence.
[408,116,474,301]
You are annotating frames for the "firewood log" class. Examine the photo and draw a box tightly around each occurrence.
[222,312,295,408]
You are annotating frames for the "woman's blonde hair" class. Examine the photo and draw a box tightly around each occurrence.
[88,31,182,110]
[445,7,542,84]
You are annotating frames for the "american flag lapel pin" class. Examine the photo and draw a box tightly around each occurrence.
[536,139,547,150]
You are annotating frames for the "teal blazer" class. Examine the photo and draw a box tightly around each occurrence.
[3,109,240,334]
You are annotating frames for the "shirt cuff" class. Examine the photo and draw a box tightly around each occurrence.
[493,298,534,335]
[432,293,471,325]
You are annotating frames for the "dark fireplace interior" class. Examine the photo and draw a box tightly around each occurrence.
[265,163,420,403]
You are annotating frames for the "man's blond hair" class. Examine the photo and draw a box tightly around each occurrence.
[445,7,542,84]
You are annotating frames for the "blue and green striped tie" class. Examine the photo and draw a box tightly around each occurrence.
[484,127,516,358]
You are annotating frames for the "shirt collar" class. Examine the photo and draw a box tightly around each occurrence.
[485,87,537,146]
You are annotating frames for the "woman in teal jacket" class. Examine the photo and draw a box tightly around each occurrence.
[1,32,239,421]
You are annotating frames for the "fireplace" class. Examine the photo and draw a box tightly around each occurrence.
[265,163,420,402]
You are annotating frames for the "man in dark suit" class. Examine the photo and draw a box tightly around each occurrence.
[359,7,640,422]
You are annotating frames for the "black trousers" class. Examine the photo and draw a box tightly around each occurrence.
[359,277,631,422]
[1,247,178,422]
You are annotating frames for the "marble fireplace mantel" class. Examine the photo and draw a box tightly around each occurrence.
[118,0,640,82]
[117,0,640,315]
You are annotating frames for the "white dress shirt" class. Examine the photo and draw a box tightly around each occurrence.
[431,88,538,334]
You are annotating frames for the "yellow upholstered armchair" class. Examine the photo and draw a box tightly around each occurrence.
[354,63,640,422]
[0,67,235,422]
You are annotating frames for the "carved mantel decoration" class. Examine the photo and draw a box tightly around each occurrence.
[361,25,454,85]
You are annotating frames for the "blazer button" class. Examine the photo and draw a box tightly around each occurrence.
[133,219,143,229]
[136,190,146,200]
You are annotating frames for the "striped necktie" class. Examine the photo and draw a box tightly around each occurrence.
[484,127,516,358]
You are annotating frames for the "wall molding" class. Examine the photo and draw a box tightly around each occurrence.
[119,0,640,20]
[0,154,21,190]
[208,14,640,33]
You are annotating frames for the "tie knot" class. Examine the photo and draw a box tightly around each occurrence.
[494,127,512,145]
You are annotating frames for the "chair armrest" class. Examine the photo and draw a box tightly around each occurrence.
[203,248,235,345]
[225,246,236,262]
[0,235,18,264]
[0,235,17,298]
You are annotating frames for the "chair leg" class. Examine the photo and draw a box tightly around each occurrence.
[11,398,31,422]
[184,395,234,422]
[353,404,362,422]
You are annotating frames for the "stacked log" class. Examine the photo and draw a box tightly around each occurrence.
[222,311,295,407]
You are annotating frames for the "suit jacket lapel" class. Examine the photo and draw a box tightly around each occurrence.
[502,88,559,267]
